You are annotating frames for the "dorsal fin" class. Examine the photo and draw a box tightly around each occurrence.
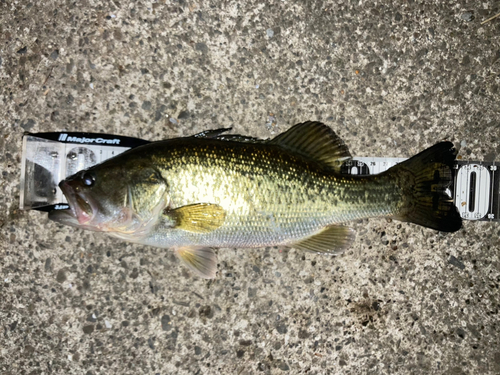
[193,128,265,143]
[269,121,352,171]
[193,128,233,139]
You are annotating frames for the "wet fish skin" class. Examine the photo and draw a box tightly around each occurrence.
[49,122,461,278]
[141,137,398,247]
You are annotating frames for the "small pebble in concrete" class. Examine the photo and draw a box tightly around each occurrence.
[461,12,474,22]
[448,255,465,270]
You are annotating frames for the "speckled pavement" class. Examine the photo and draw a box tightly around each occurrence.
[1,1,500,374]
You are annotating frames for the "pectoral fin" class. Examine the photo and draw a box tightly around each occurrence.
[165,203,226,233]
[291,225,355,254]
[175,247,218,279]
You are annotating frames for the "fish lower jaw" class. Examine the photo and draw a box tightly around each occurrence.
[75,209,92,225]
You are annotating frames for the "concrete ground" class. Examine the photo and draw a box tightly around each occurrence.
[1,0,500,374]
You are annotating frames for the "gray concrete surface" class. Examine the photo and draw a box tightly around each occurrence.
[1,1,500,374]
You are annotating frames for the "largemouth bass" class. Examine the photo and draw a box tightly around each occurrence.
[49,122,462,278]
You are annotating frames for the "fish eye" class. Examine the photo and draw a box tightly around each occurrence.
[82,172,95,187]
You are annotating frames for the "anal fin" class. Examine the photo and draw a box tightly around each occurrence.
[291,225,355,254]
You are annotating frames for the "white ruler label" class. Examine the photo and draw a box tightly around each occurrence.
[20,133,148,211]
[341,157,499,222]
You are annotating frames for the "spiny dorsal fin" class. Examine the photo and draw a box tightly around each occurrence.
[193,127,266,143]
[193,128,233,139]
[212,134,265,143]
[270,121,352,171]
[291,225,355,254]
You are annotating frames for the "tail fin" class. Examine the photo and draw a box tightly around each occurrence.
[390,142,462,232]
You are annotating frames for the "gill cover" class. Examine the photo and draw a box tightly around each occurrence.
[108,167,168,238]
[127,168,168,221]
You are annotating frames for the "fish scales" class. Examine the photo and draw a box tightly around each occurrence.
[140,138,401,248]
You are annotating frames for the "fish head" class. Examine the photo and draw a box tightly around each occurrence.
[49,159,168,237]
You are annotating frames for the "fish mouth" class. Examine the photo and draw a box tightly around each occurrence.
[57,180,95,225]
[48,208,103,231]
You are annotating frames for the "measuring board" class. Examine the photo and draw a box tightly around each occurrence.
[20,132,498,222]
